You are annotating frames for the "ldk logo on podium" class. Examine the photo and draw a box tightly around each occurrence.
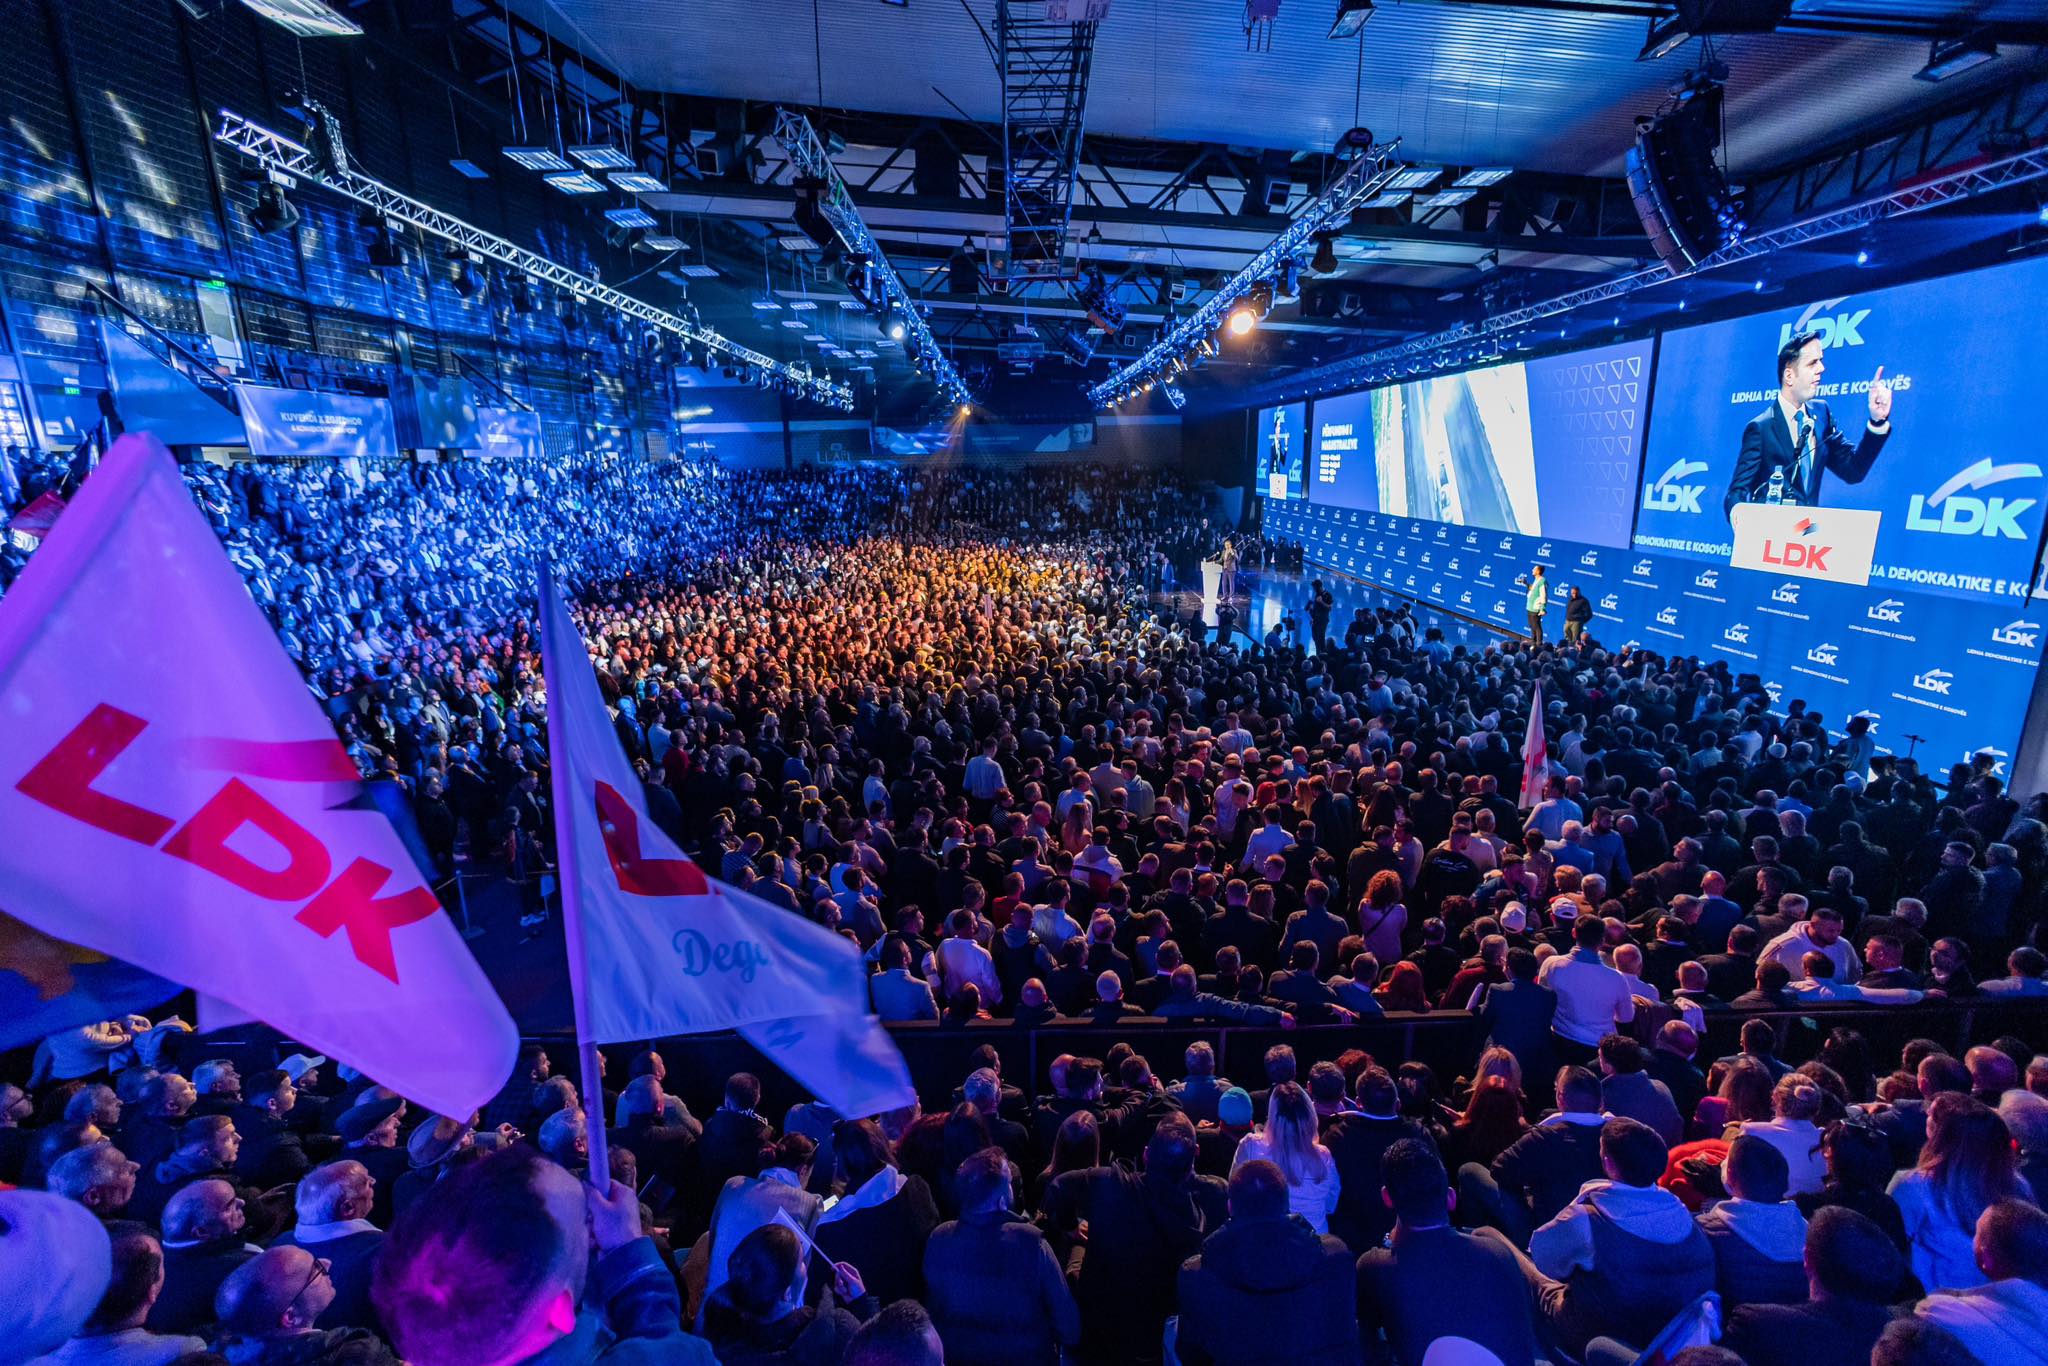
[1731,503,1880,586]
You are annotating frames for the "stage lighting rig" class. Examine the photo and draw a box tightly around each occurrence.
[771,108,970,405]
[1088,133,1403,406]
[211,109,846,407]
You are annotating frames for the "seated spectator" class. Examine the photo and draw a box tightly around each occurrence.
[1484,1117,1715,1356]
[1043,1116,1226,1365]
[150,1179,260,1335]
[1796,1118,1909,1252]
[1981,946,2048,997]
[1460,1067,1608,1245]
[1598,1034,1684,1148]
[1167,1042,1232,1124]
[1175,1159,1355,1366]
[1228,1083,1340,1234]
[1698,1135,1811,1308]
[1739,1074,1830,1197]
[49,1142,141,1222]
[218,1244,399,1366]
[40,1221,206,1366]
[373,1143,710,1366]
[701,1223,869,1365]
[1442,1076,1529,1173]
[271,1162,384,1330]
[700,1134,822,1323]
[1720,1207,1908,1366]
[230,1070,311,1192]
[1913,1199,2048,1364]
[922,1148,1078,1366]
[1357,1137,1539,1366]
[1890,1093,2032,1291]
[812,1119,940,1308]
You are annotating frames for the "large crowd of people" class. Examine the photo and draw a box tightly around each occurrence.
[5,452,2048,1366]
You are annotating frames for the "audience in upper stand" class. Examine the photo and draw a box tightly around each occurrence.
[7,458,2048,1366]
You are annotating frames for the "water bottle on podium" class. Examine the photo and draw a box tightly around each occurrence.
[1764,468,1786,506]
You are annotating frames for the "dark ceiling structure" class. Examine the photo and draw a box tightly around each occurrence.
[345,0,2048,418]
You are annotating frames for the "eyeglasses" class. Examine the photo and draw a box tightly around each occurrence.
[287,1258,331,1314]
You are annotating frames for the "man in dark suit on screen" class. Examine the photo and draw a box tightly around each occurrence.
[1723,329,1895,521]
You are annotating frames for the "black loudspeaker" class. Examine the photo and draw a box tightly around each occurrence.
[1626,81,1742,273]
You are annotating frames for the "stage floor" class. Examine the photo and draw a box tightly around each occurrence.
[1176,566,1514,655]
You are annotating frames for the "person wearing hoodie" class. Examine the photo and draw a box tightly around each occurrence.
[372,1144,714,1366]
[1913,1199,2048,1365]
[1483,1117,1715,1356]
[1174,1159,1356,1366]
[1720,1207,1907,1366]
[1696,1136,1811,1309]
[922,1149,1078,1366]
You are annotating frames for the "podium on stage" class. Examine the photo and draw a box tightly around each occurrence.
[1201,558,1224,602]
[1729,502,1880,586]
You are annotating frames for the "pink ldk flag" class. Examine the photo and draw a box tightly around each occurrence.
[539,577,913,1120]
[0,434,516,1115]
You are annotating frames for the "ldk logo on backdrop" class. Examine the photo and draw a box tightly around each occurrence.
[1913,667,1955,696]
[1993,620,2041,649]
[1905,459,2042,540]
[1808,642,1841,666]
[1643,458,1710,514]
[1778,296,1870,353]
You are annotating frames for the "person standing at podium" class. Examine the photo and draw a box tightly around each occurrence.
[1723,330,1895,521]
[1219,536,1239,603]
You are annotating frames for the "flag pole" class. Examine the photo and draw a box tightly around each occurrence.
[537,564,610,1191]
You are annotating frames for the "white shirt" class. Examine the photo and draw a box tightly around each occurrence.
[1760,925,1862,982]
[1031,905,1083,946]
[1230,1131,1341,1233]
[1539,950,1637,1045]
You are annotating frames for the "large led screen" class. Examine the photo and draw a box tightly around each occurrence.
[1253,401,1307,500]
[1634,254,2048,602]
[1304,339,1652,548]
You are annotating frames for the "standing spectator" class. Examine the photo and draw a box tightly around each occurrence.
[922,1149,1078,1366]
[1174,1160,1355,1366]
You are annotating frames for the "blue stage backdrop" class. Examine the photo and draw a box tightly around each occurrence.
[1253,401,1307,500]
[1258,259,2048,780]
[1635,254,2048,603]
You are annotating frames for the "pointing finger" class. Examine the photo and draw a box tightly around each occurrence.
[1873,365,1885,384]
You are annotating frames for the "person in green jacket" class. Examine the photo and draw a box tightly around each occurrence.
[1525,565,1549,644]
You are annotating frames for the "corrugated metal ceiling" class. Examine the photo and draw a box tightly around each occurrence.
[515,0,2021,175]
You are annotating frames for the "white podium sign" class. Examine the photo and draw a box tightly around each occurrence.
[1201,558,1224,602]
[1729,502,1881,587]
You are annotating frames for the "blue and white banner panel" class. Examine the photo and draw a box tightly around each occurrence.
[235,385,399,460]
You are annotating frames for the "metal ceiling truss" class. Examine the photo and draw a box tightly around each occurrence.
[1087,141,1406,406]
[1746,67,2048,222]
[998,0,1101,283]
[772,108,972,404]
[1438,0,2048,46]
[1245,140,2048,405]
[211,110,851,408]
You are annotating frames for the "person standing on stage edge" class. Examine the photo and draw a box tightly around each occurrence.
[1525,564,1548,643]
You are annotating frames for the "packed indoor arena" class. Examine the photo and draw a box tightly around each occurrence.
[4,5,2048,1366]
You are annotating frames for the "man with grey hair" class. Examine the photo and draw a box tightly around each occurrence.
[151,1179,259,1334]
[188,1059,242,1117]
[272,1160,383,1329]
[48,1140,140,1218]
[538,1108,589,1172]
[963,1069,1030,1164]
[2000,1090,2048,1197]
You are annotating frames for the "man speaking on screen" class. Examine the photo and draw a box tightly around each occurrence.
[1722,329,1895,521]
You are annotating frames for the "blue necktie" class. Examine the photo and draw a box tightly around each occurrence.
[1792,409,1814,501]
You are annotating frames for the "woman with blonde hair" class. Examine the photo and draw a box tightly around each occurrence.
[1230,1081,1340,1232]
[1889,1093,2032,1289]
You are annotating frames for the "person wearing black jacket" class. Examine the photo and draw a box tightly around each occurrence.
[1719,1208,1906,1366]
[812,1120,941,1309]
[1323,1069,1433,1256]
[150,1178,260,1335]
[1042,1117,1227,1365]
[923,1148,1079,1366]
[1458,1068,1608,1245]
[1175,1160,1355,1366]
[233,1070,313,1192]
[1563,587,1594,646]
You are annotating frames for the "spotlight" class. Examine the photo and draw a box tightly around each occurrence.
[886,312,907,341]
[249,179,299,236]
[957,403,972,418]
[1916,34,1998,82]
[448,249,485,299]
[507,274,538,314]
[1228,306,1257,336]
[362,215,406,270]
[1310,233,1339,275]
[1329,0,1375,39]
